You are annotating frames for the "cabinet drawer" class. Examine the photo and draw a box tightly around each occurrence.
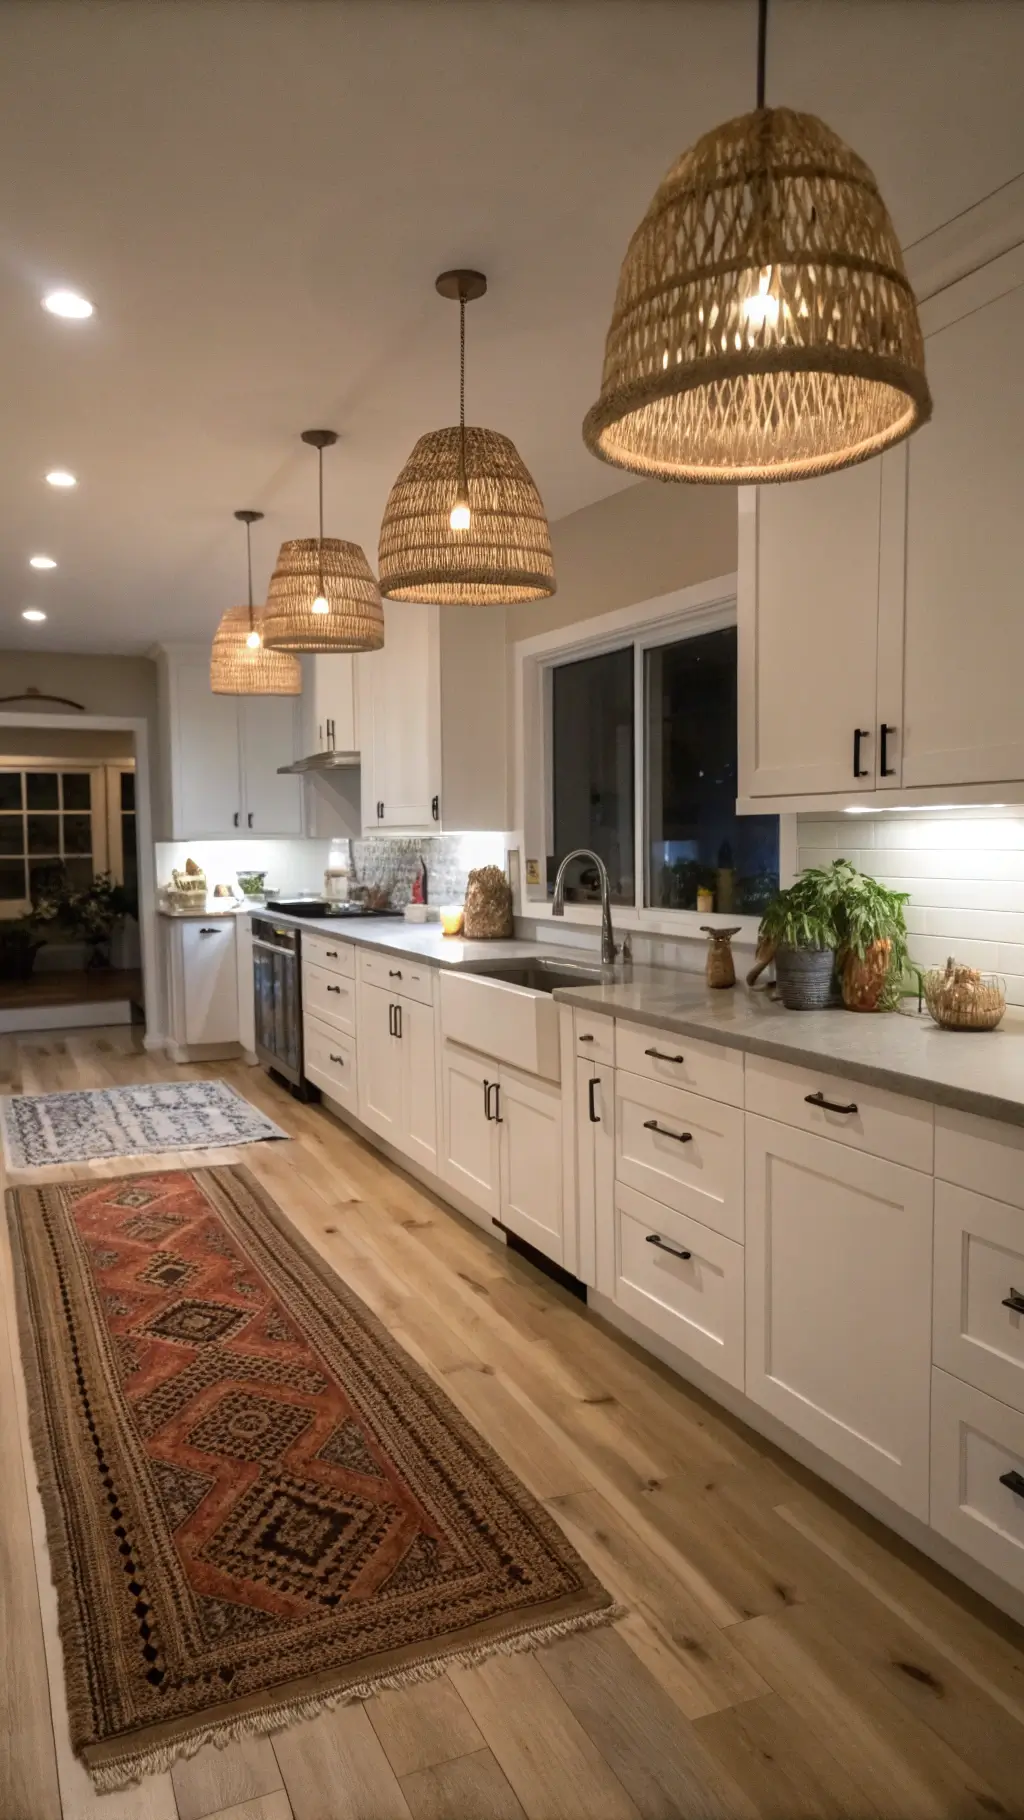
[935,1107,1024,1211]
[358,947,434,1006]
[934,1180,1024,1413]
[615,1021,744,1107]
[744,1053,933,1173]
[303,1015,357,1115]
[931,1368,1024,1595]
[302,959,356,1037]
[575,1010,615,1066]
[615,1070,744,1242]
[301,930,355,977]
[601,1181,744,1390]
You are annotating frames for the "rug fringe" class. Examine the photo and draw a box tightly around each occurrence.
[89,1600,627,1791]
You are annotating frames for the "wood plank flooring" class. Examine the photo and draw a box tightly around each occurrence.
[2,1026,1024,1820]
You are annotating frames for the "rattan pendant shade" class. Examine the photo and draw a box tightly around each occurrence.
[210,511,302,696]
[379,424,556,604]
[583,104,932,484]
[262,430,384,654]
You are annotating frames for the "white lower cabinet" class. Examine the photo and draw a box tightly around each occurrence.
[615,1069,744,1242]
[933,1179,1024,1414]
[575,1055,613,1290]
[357,980,437,1171]
[931,1368,1024,1594]
[440,1041,564,1258]
[745,1113,933,1518]
[176,919,239,1048]
[303,1016,357,1117]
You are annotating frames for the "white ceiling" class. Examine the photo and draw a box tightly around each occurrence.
[1,0,1022,653]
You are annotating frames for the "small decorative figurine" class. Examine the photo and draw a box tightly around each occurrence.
[701,925,742,989]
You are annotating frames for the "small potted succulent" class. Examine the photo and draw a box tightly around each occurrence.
[757,864,844,1009]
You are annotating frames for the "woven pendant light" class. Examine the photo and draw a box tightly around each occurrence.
[583,0,931,484]
[378,271,555,605]
[210,511,302,696]
[262,431,384,653]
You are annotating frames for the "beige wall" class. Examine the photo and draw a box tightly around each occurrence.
[0,648,158,798]
[0,727,135,759]
[506,480,738,643]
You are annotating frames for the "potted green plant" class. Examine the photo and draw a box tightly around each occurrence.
[835,867,911,1012]
[757,863,846,1008]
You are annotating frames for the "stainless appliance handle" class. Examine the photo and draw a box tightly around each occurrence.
[252,938,297,956]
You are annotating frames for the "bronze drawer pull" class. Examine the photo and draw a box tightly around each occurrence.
[329,1053,345,1066]
[805,1091,858,1115]
[645,1233,692,1261]
[643,1119,692,1144]
[644,1046,684,1064]
[1002,1288,1024,1314]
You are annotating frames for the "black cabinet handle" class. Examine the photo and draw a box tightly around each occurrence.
[483,1079,493,1121]
[588,1077,600,1123]
[999,1469,1024,1500]
[387,1003,394,1036]
[643,1119,692,1144]
[389,969,402,979]
[325,950,338,958]
[578,1033,595,1044]
[329,1052,345,1066]
[394,1003,402,1039]
[492,1082,503,1124]
[880,723,896,777]
[431,794,439,821]
[853,728,870,778]
[1002,1288,1024,1315]
[327,984,341,994]
[645,1233,692,1261]
[645,1047,685,1064]
[805,1091,859,1115]
[198,926,224,935]
[248,811,254,828]
[233,811,240,827]
[377,800,384,820]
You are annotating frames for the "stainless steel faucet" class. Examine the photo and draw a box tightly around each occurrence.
[551,847,626,967]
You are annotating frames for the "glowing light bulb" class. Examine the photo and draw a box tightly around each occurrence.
[742,266,779,331]
[312,594,329,615]
[246,628,261,650]
[449,501,471,531]
[43,288,93,320]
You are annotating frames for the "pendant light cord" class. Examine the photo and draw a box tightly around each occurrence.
[458,292,467,493]
[245,519,254,633]
[317,443,325,598]
[756,0,768,108]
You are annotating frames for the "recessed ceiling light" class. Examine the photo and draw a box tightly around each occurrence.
[22,608,47,623]
[43,288,93,320]
[29,554,57,569]
[46,469,77,488]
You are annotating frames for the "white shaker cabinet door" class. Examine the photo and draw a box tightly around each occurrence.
[738,462,891,799]
[361,600,439,831]
[440,1042,500,1222]
[181,920,239,1045]
[357,982,403,1145]
[399,995,438,1175]
[577,1056,613,1292]
[239,697,302,835]
[172,660,243,837]
[498,1065,564,1265]
[902,252,1024,788]
[745,1114,933,1518]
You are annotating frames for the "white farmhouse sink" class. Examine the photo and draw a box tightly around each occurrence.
[439,962,597,1080]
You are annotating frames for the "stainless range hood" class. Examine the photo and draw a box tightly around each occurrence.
[276,749,361,776]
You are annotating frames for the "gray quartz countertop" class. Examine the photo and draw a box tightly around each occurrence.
[242,909,601,975]
[552,974,1024,1128]
[158,902,247,918]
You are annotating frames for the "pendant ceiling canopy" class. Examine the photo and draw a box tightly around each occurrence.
[378,271,556,605]
[263,431,384,653]
[583,0,931,485]
[210,511,302,696]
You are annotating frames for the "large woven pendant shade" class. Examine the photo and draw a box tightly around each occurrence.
[210,511,302,696]
[378,269,555,605]
[263,430,384,653]
[583,1,930,484]
[379,424,556,604]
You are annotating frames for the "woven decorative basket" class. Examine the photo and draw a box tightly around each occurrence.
[262,539,384,653]
[583,106,931,484]
[774,945,837,1011]
[462,865,513,940]
[923,965,1006,1031]
[379,426,556,605]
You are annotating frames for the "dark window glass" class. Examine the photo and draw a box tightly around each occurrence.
[63,858,93,891]
[26,773,58,810]
[121,812,138,904]
[549,647,635,906]
[27,813,60,855]
[61,772,91,811]
[0,819,23,856]
[0,861,25,900]
[29,860,65,904]
[120,771,136,811]
[62,813,92,855]
[0,775,22,812]
[645,627,779,917]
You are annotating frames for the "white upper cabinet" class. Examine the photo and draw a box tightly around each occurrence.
[901,248,1024,789]
[158,647,302,838]
[302,654,358,755]
[738,237,1024,809]
[359,600,508,834]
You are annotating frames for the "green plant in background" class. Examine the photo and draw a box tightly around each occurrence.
[759,858,913,1010]
[838,865,911,1008]
[34,870,133,968]
[757,860,849,952]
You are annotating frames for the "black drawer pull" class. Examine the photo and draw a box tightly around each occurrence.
[645,1233,692,1261]
[329,1053,345,1066]
[325,949,339,958]
[1002,1289,1024,1315]
[805,1091,859,1116]
[389,969,402,978]
[645,1047,684,1064]
[643,1119,692,1144]
[327,984,341,994]
[999,1469,1024,1500]
[578,1033,595,1043]
[588,1077,600,1123]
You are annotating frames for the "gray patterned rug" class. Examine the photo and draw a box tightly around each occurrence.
[0,1080,287,1170]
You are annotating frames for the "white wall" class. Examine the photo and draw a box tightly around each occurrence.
[798,811,1024,1007]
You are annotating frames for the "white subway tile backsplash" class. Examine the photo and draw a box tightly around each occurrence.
[797,811,1024,1006]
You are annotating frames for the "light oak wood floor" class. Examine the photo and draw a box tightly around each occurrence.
[3,1028,1024,1820]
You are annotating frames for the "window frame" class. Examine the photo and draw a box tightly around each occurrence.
[0,757,135,916]
[513,575,796,944]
